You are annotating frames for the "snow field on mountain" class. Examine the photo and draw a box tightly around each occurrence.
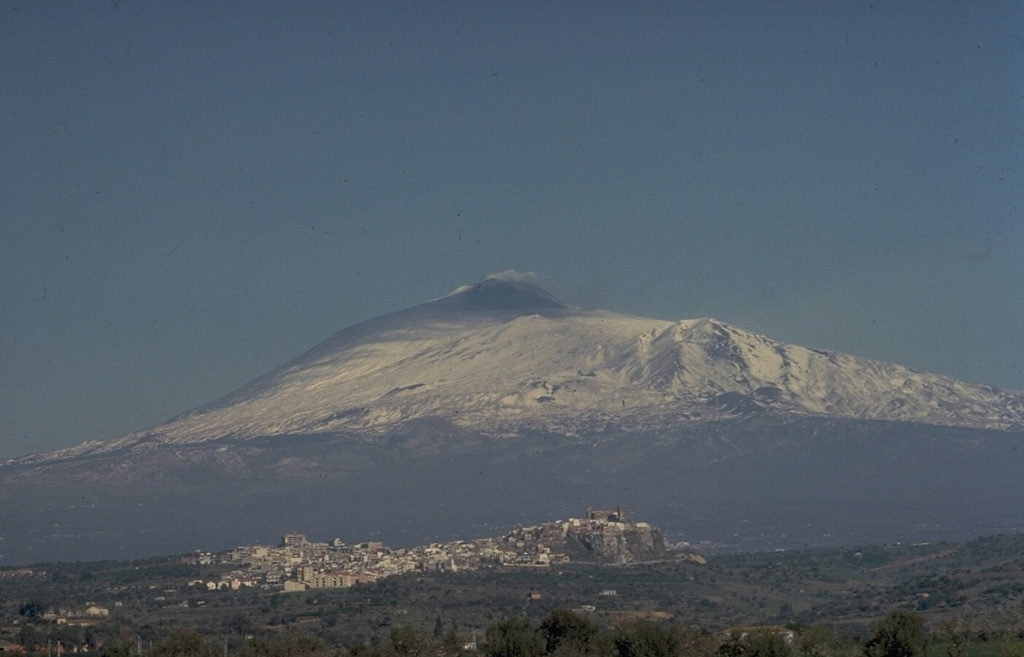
[16,279,1024,464]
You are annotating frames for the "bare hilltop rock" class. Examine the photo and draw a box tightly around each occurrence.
[561,511,667,564]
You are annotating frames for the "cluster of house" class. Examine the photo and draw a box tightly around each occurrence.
[199,507,646,592]
[0,606,114,654]
[35,606,110,623]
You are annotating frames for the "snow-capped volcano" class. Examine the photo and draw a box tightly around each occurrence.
[28,276,1024,464]
[4,275,1024,564]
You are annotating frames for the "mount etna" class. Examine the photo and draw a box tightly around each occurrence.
[2,275,1023,565]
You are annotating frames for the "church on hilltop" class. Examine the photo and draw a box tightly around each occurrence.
[586,506,626,523]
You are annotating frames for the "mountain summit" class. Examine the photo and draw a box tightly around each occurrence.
[16,275,1024,465]
[3,275,1023,564]
[431,276,571,313]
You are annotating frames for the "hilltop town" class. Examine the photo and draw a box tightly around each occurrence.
[191,507,669,593]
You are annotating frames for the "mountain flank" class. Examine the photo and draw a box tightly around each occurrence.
[2,275,1022,564]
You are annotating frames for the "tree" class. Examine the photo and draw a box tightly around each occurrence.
[485,617,544,657]
[428,630,463,657]
[613,621,682,657]
[936,616,973,657]
[229,613,255,637]
[17,601,44,619]
[745,629,792,657]
[718,629,791,657]
[95,641,134,657]
[150,629,219,657]
[17,624,42,652]
[864,610,926,657]
[391,626,427,657]
[794,625,839,657]
[994,611,1024,657]
[237,631,334,657]
[539,609,601,656]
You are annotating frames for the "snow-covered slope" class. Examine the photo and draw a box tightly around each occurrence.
[19,277,1024,463]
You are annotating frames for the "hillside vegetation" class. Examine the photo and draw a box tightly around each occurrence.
[4,534,1024,655]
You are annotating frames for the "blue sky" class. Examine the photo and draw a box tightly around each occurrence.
[2,2,1022,460]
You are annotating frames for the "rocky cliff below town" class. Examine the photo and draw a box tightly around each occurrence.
[562,521,667,564]
[498,513,668,566]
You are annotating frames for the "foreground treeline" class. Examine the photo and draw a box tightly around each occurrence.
[32,608,1024,657]
[8,534,1024,653]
